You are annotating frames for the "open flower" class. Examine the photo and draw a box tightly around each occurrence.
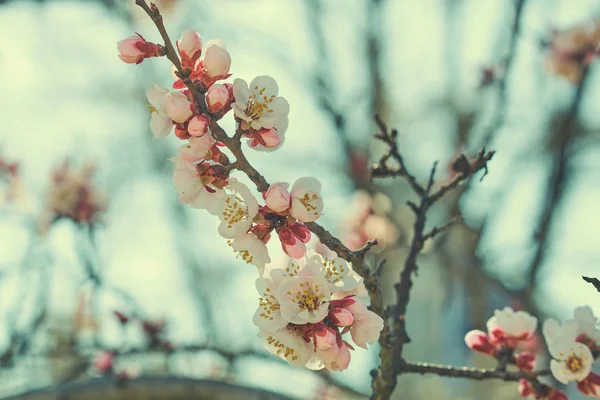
[276,268,331,324]
[171,157,223,213]
[175,135,215,165]
[253,277,288,333]
[146,83,173,138]
[486,307,537,347]
[229,232,271,273]
[289,177,323,223]
[550,340,593,384]
[216,179,259,238]
[261,326,314,368]
[308,252,361,293]
[233,76,289,130]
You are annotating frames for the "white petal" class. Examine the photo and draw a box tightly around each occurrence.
[233,78,250,105]
[150,114,173,138]
[249,75,279,98]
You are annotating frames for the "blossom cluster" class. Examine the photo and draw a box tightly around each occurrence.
[254,250,382,370]
[466,306,600,399]
[117,29,382,370]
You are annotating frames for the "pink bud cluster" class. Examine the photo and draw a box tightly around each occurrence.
[254,254,383,371]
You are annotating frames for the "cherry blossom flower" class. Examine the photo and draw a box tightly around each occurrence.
[146,83,173,138]
[276,268,331,324]
[308,252,361,293]
[263,182,291,213]
[177,30,202,66]
[233,76,290,150]
[549,338,593,384]
[216,179,259,239]
[117,33,163,64]
[188,115,210,138]
[464,330,497,356]
[486,307,538,347]
[346,300,384,349]
[206,83,230,113]
[277,223,311,259]
[261,326,314,367]
[322,341,351,372]
[252,277,288,333]
[229,232,271,273]
[171,157,223,213]
[203,40,232,79]
[544,306,600,353]
[164,91,193,123]
[289,177,324,223]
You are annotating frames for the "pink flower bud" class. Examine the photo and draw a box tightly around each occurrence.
[330,308,354,327]
[188,115,210,137]
[314,324,337,351]
[248,128,281,149]
[515,352,536,371]
[206,84,230,113]
[165,92,193,123]
[464,330,496,356]
[117,34,147,64]
[95,351,114,374]
[203,40,231,78]
[264,183,290,212]
[177,30,202,63]
[289,222,311,243]
[282,238,306,259]
[325,342,351,371]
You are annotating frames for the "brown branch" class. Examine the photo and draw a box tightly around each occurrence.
[422,216,461,242]
[583,276,600,292]
[398,361,549,382]
[371,137,494,398]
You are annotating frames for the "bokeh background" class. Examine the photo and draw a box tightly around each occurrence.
[1,0,600,399]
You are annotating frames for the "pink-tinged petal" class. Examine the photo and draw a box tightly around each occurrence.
[282,239,306,259]
[203,40,231,78]
[146,83,169,109]
[150,114,172,138]
[464,330,496,355]
[117,34,146,64]
[177,30,202,61]
[330,308,354,327]
[206,84,230,113]
[165,91,193,123]
[188,115,210,138]
[264,182,290,212]
[349,308,384,349]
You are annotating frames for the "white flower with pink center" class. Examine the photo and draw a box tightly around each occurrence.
[347,302,384,349]
[252,277,288,333]
[544,306,600,348]
[276,268,331,324]
[261,327,314,368]
[216,179,259,239]
[549,333,593,383]
[308,252,361,293]
[486,307,537,345]
[229,232,271,273]
[170,158,222,213]
[233,76,289,142]
[175,135,215,165]
[289,177,324,223]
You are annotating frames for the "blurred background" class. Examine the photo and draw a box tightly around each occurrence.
[1,0,600,399]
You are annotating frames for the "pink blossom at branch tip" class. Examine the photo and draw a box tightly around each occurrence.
[117,33,155,64]
[289,177,324,223]
[203,40,231,78]
[177,30,202,66]
[264,182,291,213]
[164,91,193,123]
[464,330,496,356]
[94,351,114,374]
[188,114,210,137]
[206,84,230,113]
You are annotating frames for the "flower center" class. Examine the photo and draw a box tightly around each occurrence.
[227,240,254,264]
[245,86,275,120]
[566,355,584,373]
[258,287,280,321]
[266,335,298,362]
[299,192,320,217]
[323,258,346,284]
[222,195,249,228]
[147,104,158,114]
[288,281,324,312]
